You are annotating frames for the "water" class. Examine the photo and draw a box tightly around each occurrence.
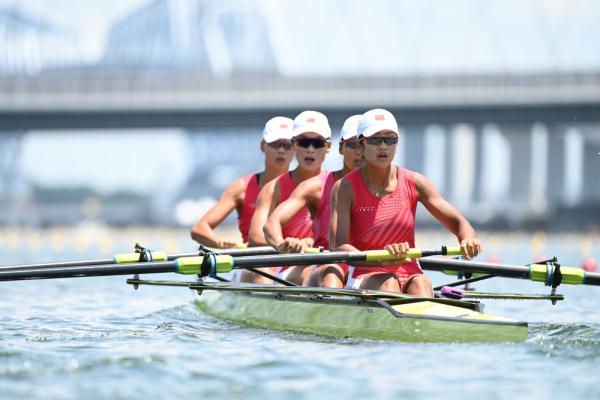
[1,230,599,400]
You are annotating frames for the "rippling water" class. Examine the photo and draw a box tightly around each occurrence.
[1,235,599,400]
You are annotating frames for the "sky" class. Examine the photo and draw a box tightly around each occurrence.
[0,0,148,61]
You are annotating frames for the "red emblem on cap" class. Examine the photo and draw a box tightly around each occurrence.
[307,118,316,123]
[280,124,288,128]
[375,114,385,121]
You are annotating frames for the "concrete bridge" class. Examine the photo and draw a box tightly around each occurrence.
[1,70,600,130]
[1,70,600,227]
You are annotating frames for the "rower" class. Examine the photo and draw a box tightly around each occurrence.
[190,116,293,251]
[243,111,332,285]
[330,109,482,296]
[263,115,365,288]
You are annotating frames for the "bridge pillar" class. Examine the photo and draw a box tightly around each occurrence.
[547,124,567,206]
[402,125,424,173]
[471,123,485,206]
[422,124,447,196]
[581,125,600,202]
[441,123,477,211]
[0,132,25,224]
[563,127,584,206]
[479,124,510,211]
[503,124,533,207]
[529,123,549,214]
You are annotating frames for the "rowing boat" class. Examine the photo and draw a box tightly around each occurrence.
[1,245,598,343]
[193,284,528,342]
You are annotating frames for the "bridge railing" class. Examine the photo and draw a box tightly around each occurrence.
[2,69,600,94]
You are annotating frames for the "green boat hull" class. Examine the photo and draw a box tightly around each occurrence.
[196,290,528,343]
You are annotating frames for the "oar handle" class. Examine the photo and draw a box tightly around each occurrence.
[364,246,462,261]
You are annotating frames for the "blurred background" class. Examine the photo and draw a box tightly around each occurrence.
[0,0,598,265]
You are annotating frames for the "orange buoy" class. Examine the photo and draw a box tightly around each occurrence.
[486,255,502,264]
[581,256,598,272]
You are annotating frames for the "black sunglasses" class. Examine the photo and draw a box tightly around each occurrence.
[267,140,292,150]
[293,137,329,149]
[364,136,399,146]
[342,140,359,149]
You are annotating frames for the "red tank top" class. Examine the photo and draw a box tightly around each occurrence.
[237,173,260,243]
[312,171,336,249]
[346,167,422,278]
[277,172,314,240]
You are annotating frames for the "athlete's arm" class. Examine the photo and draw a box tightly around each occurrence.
[414,172,482,258]
[248,180,278,246]
[190,178,245,248]
[329,179,359,252]
[264,177,321,253]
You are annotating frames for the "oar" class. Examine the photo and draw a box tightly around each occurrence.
[419,258,600,286]
[0,245,278,273]
[0,247,458,281]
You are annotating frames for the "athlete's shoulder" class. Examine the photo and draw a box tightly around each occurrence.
[335,175,355,199]
[260,178,278,195]
[296,174,323,194]
[407,169,427,185]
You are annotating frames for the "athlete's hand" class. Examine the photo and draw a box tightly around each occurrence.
[217,237,238,249]
[299,237,314,250]
[384,242,411,261]
[460,238,482,259]
[276,237,309,253]
[277,237,314,253]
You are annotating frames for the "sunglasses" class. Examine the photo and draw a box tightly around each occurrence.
[293,137,329,149]
[342,140,359,149]
[267,140,292,150]
[364,136,399,146]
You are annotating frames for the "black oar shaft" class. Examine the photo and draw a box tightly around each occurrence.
[231,252,366,268]
[0,258,115,272]
[0,246,276,273]
[583,273,600,285]
[0,262,177,281]
[420,258,531,278]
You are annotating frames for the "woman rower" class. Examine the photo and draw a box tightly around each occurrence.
[330,109,482,296]
[263,115,364,288]
[190,116,293,249]
[243,111,332,284]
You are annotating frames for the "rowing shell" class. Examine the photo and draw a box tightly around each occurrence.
[194,284,528,343]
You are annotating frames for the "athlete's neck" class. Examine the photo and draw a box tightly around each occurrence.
[341,162,355,178]
[363,164,393,187]
[261,166,287,186]
[292,166,321,183]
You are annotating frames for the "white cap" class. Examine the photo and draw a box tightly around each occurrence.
[357,109,399,137]
[262,116,294,143]
[292,111,331,139]
[340,115,362,141]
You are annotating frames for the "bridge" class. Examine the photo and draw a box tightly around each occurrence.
[1,69,599,227]
[1,0,599,227]
[2,70,600,129]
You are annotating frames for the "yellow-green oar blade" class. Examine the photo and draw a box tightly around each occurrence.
[419,258,600,286]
